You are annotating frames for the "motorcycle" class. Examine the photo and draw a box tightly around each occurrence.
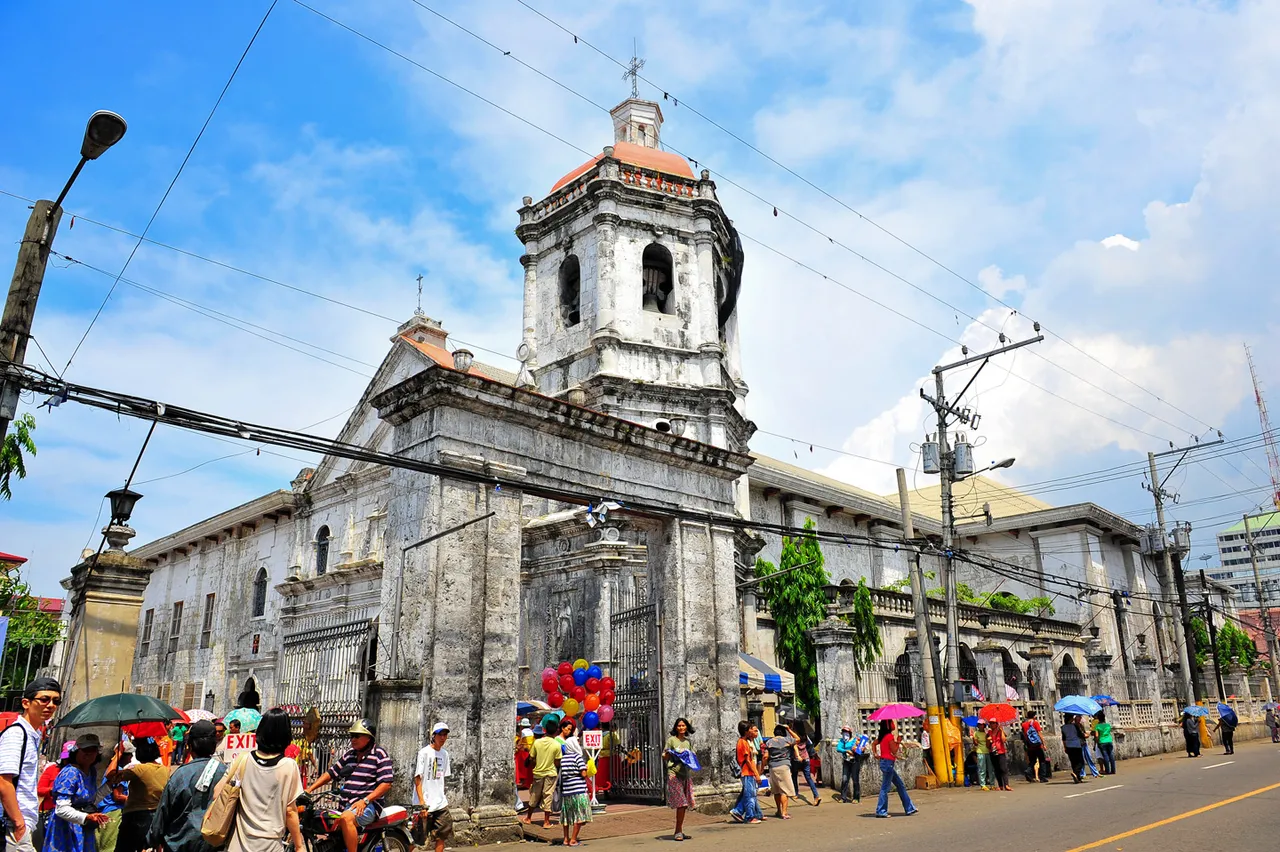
[293,792,413,852]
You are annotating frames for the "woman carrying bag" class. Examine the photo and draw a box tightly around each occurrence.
[209,709,304,852]
[44,735,109,852]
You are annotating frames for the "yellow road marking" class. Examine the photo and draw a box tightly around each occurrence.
[1063,781,1280,851]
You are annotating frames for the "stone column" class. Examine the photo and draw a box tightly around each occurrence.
[662,519,743,798]
[810,618,857,790]
[974,637,1006,703]
[1086,646,1117,701]
[59,525,153,706]
[905,633,927,705]
[1026,637,1056,725]
[519,249,538,368]
[1133,652,1160,703]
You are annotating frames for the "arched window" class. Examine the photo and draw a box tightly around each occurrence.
[959,643,979,687]
[641,244,674,314]
[316,525,330,576]
[894,652,915,703]
[1057,654,1084,696]
[559,256,581,327]
[251,568,268,618]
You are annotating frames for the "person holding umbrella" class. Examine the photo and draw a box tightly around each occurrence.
[1181,710,1202,758]
[1213,706,1237,755]
[1265,704,1278,743]
[872,720,918,818]
[45,735,109,852]
[986,722,1011,792]
[105,739,169,852]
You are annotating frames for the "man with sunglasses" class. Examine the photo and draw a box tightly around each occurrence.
[0,677,61,852]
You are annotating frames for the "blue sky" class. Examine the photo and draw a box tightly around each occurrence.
[2,0,1279,597]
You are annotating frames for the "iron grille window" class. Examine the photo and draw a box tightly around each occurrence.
[201,594,215,649]
[252,568,268,617]
[169,602,183,653]
[140,608,154,657]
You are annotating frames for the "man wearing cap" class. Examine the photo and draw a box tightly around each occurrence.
[0,676,61,852]
[521,726,561,829]
[413,724,452,852]
[147,721,226,852]
[305,720,393,852]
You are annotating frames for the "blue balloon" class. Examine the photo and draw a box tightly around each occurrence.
[583,711,600,730]
[587,664,603,681]
[572,668,589,686]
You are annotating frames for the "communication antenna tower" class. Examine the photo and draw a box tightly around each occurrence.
[1246,343,1280,510]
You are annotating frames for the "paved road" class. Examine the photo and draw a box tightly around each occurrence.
[576,739,1280,852]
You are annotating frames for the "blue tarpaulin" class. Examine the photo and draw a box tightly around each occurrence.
[739,652,795,694]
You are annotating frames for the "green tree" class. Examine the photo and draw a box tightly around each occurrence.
[755,518,829,713]
[0,414,36,501]
[841,577,882,677]
[1190,618,1258,673]
[0,565,64,698]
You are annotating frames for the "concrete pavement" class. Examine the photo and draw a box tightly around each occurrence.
[563,739,1280,852]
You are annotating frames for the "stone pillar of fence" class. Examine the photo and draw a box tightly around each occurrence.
[1027,636,1057,730]
[905,632,928,707]
[1133,652,1160,703]
[974,636,1005,703]
[811,617,858,789]
[1086,648,1117,701]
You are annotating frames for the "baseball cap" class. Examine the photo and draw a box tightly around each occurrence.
[189,720,218,740]
[841,725,852,733]
[432,722,450,735]
[72,734,101,753]
[59,740,75,760]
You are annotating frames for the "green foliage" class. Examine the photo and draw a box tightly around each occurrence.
[920,579,1055,615]
[1190,618,1258,672]
[0,414,36,501]
[755,518,829,713]
[0,566,64,697]
[839,578,882,678]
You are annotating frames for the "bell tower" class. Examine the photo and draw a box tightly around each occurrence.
[514,98,752,452]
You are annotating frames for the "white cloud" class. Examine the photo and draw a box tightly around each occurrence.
[1100,234,1139,251]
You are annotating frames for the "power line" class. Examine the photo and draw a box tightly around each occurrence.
[508,0,1219,438]
[60,0,280,376]
[292,0,1190,447]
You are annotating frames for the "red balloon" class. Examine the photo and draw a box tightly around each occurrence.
[583,694,601,712]
[557,662,574,676]
[585,677,601,694]
[600,689,616,705]
[547,691,564,708]
[570,685,587,702]
[600,677,616,692]
[541,675,559,693]
[559,673,576,692]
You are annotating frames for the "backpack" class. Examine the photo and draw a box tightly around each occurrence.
[1024,723,1042,746]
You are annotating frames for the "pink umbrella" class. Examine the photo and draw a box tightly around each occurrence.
[868,703,926,721]
[1005,683,1020,701]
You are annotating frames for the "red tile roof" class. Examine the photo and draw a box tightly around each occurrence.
[399,333,494,380]
[551,141,695,192]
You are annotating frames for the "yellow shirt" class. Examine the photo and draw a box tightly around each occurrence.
[121,763,170,812]
[531,737,561,779]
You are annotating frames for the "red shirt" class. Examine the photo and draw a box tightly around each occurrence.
[736,738,759,778]
[37,763,59,813]
[988,726,1007,755]
[877,733,899,760]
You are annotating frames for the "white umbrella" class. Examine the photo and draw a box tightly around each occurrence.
[1005,683,1019,701]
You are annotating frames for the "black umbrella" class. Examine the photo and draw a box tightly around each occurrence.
[59,693,182,728]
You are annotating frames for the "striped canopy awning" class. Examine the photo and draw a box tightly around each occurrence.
[739,652,795,694]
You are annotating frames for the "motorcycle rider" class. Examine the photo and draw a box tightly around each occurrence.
[304,720,393,852]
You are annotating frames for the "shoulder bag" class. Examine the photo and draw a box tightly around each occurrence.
[201,753,248,847]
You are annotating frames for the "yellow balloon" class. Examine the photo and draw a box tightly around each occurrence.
[562,698,581,716]
[574,658,589,671]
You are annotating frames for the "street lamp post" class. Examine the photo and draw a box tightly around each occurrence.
[0,111,127,439]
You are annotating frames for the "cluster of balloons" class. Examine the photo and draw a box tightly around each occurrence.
[541,659,616,729]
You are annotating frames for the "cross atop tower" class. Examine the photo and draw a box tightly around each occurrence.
[415,273,425,317]
[622,40,645,99]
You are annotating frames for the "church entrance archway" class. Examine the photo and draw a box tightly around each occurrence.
[608,589,663,803]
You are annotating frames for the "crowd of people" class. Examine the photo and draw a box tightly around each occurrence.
[0,678,456,852]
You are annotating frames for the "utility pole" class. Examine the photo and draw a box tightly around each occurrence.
[1200,570,1226,701]
[896,468,953,785]
[921,330,1041,695]
[0,111,126,440]
[1145,441,1223,705]
[1243,513,1280,697]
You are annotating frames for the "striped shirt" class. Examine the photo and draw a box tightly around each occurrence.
[328,746,394,806]
[559,748,588,797]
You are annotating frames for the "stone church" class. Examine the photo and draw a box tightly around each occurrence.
[122,95,1197,828]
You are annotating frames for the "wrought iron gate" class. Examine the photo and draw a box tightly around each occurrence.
[276,614,377,784]
[609,593,663,802]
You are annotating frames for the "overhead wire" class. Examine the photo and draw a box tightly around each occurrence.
[60,0,281,376]
[507,0,1219,438]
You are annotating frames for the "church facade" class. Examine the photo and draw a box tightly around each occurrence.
[123,96,1189,828]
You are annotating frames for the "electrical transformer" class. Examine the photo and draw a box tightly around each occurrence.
[922,436,941,474]
[954,435,975,476]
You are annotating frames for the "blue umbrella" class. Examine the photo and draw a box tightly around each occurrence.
[1182,705,1209,717]
[1216,703,1238,724]
[1055,695,1103,716]
[962,715,981,728]
[1091,695,1120,707]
